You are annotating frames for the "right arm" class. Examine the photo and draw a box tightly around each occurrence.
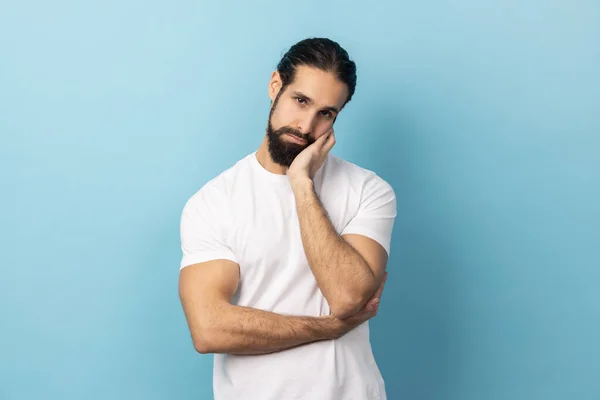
[178,259,385,355]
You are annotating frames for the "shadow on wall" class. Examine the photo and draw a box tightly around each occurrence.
[358,99,468,399]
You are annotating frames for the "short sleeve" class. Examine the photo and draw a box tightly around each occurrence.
[179,184,238,270]
[341,174,397,256]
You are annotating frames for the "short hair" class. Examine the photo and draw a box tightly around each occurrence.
[276,38,357,107]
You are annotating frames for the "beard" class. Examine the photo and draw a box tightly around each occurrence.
[266,94,316,167]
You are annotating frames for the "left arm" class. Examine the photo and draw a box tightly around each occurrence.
[287,128,397,319]
[292,179,388,318]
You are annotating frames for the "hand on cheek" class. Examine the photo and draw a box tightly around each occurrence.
[287,127,336,184]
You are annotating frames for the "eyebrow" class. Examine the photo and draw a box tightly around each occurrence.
[292,91,340,114]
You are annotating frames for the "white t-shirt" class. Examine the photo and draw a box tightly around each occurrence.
[180,151,397,400]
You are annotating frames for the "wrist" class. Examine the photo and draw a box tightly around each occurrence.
[320,315,344,340]
[290,176,314,196]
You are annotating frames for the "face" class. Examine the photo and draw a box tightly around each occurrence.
[266,65,349,167]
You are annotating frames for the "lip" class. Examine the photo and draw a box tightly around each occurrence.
[285,133,307,144]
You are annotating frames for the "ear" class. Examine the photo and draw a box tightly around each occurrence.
[268,71,283,102]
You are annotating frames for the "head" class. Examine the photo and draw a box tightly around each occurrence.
[266,38,357,167]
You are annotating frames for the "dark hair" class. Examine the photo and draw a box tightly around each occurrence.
[276,38,357,107]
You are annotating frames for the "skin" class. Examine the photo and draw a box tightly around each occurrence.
[179,65,390,354]
[260,65,389,317]
[256,65,346,175]
[180,261,387,354]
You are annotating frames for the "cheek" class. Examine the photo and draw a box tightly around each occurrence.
[315,119,333,135]
[272,102,298,126]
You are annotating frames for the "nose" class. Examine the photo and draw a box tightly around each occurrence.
[295,112,317,135]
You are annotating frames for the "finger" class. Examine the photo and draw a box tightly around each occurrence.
[367,301,380,317]
[323,129,336,153]
[314,130,331,149]
[373,272,388,299]
[315,129,334,153]
[357,299,378,316]
[353,297,379,318]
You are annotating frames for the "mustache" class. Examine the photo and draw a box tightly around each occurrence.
[275,126,309,141]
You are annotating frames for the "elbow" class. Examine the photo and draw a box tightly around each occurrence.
[191,322,221,354]
[330,276,382,318]
[329,282,378,318]
[190,304,232,354]
[329,294,367,319]
[193,336,213,354]
[192,332,215,354]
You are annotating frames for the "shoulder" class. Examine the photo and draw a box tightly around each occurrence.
[326,154,395,197]
[184,153,253,210]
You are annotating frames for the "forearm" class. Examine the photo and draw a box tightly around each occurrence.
[292,179,378,316]
[196,302,341,355]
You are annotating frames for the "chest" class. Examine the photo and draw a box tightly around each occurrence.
[227,183,355,276]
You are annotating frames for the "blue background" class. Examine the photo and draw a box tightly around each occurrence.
[1,1,599,399]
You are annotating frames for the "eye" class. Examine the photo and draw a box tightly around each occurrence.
[295,97,307,105]
[321,110,333,119]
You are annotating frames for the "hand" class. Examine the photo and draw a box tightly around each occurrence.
[329,272,388,339]
[287,127,336,185]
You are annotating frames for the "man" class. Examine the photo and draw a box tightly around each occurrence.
[179,38,397,400]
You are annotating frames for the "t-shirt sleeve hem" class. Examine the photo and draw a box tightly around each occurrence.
[341,226,391,257]
[180,251,238,270]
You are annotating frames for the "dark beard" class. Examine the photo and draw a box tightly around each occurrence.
[266,122,315,167]
[266,93,316,167]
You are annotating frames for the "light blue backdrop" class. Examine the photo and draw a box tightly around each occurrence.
[1,1,598,399]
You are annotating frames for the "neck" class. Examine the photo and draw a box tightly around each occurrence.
[256,134,288,175]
